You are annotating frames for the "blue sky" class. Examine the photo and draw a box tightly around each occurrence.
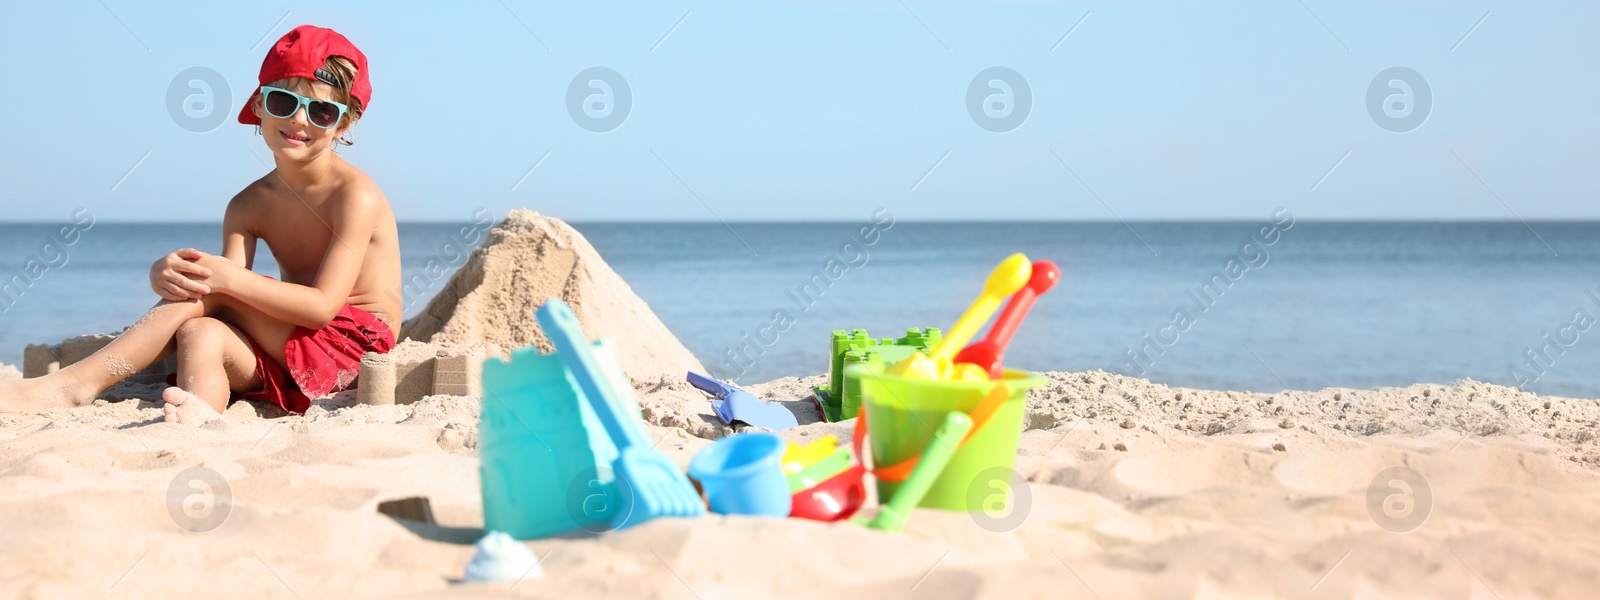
[0,1,1595,222]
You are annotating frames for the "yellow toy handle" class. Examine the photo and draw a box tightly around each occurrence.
[932,253,1031,362]
[890,253,1031,380]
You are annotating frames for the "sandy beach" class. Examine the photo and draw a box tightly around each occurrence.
[3,370,1597,598]
[3,212,1598,598]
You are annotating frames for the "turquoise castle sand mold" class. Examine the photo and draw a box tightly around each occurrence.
[479,335,644,539]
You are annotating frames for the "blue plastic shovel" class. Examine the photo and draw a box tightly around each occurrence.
[687,371,798,430]
[537,299,705,529]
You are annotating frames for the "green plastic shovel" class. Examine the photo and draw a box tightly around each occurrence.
[855,411,974,533]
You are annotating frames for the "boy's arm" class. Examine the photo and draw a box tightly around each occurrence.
[151,192,259,301]
[220,196,256,270]
[203,195,381,330]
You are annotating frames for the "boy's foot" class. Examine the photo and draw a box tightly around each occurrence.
[162,387,224,425]
[0,374,98,413]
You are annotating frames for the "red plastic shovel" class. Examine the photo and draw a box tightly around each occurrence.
[953,260,1060,379]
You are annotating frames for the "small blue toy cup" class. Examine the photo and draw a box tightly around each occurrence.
[689,433,792,517]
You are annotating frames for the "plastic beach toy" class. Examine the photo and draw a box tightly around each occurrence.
[950,362,992,382]
[479,336,643,540]
[857,411,973,533]
[783,436,867,522]
[689,432,792,517]
[463,531,543,582]
[790,461,866,522]
[954,260,1061,379]
[688,371,798,430]
[813,328,940,421]
[782,435,840,477]
[889,254,1031,380]
[538,299,705,529]
[853,364,1045,511]
[785,446,853,493]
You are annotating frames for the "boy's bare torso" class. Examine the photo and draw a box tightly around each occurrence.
[234,158,402,331]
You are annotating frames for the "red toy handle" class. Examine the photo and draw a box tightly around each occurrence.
[985,260,1060,350]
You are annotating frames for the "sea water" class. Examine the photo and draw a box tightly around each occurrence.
[1,221,1597,398]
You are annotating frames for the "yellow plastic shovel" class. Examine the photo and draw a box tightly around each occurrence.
[889,253,1032,380]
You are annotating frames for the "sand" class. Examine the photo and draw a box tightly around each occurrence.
[4,211,1598,598]
[1,370,1597,598]
[400,209,706,384]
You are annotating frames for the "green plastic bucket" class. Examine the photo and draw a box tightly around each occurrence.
[849,363,1045,511]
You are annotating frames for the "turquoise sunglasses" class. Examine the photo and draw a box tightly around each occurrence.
[258,85,350,129]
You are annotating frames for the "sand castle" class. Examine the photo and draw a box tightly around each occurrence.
[354,340,503,405]
[17,209,707,407]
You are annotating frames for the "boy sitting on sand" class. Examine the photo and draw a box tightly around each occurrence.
[0,25,401,424]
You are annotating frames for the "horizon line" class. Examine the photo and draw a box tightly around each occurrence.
[10,218,1600,225]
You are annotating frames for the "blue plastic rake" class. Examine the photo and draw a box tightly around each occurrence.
[536,299,705,529]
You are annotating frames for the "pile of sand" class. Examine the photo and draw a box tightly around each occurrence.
[0,363,18,381]
[400,209,705,384]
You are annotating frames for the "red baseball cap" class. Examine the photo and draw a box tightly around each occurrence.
[238,25,372,126]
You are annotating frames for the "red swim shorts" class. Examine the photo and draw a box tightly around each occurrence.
[170,304,397,414]
[243,304,397,414]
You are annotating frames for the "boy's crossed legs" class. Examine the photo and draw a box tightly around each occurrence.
[0,291,296,424]
[165,315,271,424]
